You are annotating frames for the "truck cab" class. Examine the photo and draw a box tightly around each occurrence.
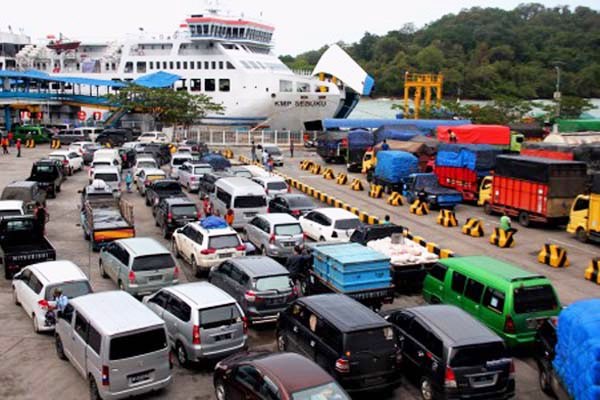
[477,176,493,208]
[510,132,525,152]
[403,173,463,209]
[566,193,600,243]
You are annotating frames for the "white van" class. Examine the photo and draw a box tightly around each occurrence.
[55,291,172,399]
[211,177,268,229]
[91,166,121,191]
[93,149,122,172]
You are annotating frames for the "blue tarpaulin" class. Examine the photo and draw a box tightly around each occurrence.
[323,118,471,131]
[373,124,427,143]
[436,144,501,172]
[0,69,125,87]
[200,216,228,229]
[134,71,181,88]
[374,151,418,183]
[200,153,231,170]
[348,129,374,149]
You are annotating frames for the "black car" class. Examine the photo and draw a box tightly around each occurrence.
[154,197,199,238]
[535,318,570,400]
[81,143,102,165]
[95,128,133,147]
[145,179,186,207]
[198,171,232,197]
[276,294,402,394]
[1,181,47,213]
[182,139,209,155]
[208,256,297,324]
[384,305,515,400]
[144,143,172,165]
[268,194,316,218]
[26,159,64,198]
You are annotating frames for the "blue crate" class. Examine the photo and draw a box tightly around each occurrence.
[330,276,392,292]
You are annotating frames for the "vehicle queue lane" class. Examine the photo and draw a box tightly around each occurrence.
[280,149,600,305]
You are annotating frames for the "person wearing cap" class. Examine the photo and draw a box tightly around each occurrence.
[51,287,69,314]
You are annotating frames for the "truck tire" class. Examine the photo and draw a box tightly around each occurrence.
[518,212,530,227]
[89,376,101,400]
[576,228,588,243]
[538,361,554,396]
[172,240,181,259]
[192,257,200,278]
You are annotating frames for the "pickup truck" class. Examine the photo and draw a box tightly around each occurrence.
[350,224,438,291]
[27,159,65,199]
[79,181,135,251]
[144,179,186,208]
[1,215,56,279]
[402,173,463,209]
[302,242,395,311]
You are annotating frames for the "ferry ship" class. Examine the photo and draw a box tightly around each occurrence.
[9,6,374,131]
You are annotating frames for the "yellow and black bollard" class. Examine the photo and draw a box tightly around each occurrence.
[386,192,404,206]
[336,173,348,185]
[350,178,364,191]
[322,168,335,180]
[369,184,383,199]
[461,217,484,237]
[310,163,322,175]
[489,227,515,248]
[409,200,429,215]
[437,209,458,227]
[51,138,61,149]
[584,258,600,284]
[538,244,570,268]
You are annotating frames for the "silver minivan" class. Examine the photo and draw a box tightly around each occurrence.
[245,213,304,257]
[99,238,179,297]
[143,282,247,367]
[211,177,268,229]
[54,291,172,400]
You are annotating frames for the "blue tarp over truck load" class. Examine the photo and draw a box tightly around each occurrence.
[322,118,471,131]
[553,299,600,400]
[347,129,374,149]
[374,151,419,184]
[373,125,428,142]
[436,144,501,173]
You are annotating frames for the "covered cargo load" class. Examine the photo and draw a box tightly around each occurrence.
[373,124,425,142]
[544,132,600,145]
[200,153,231,171]
[553,299,600,400]
[437,124,511,145]
[494,155,587,189]
[521,142,576,161]
[374,140,436,157]
[374,151,418,184]
[557,119,600,133]
[347,129,374,149]
[509,122,545,141]
[436,144,501,172]
[573,143,600,174]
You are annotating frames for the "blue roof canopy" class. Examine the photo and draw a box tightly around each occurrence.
[0,69,125,87]
[323,118,471,131]
[133,71,181,88]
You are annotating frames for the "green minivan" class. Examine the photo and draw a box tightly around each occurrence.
[422,255,560,347]
[14,125,53,143]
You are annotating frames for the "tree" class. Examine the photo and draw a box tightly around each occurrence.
[106,85,224,128]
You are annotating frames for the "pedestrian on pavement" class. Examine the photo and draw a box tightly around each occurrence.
[251,140,257,162]
[16,138,21,158]
[225,209,234,226]
[290,139,294,158]
[285,245,311,291]
[125,171,133,193]
[34,201,48,234]
[262,149,269,168]
[267,156,274,173]
[381,139,390,151]
[202,195,212,217]
[2,137,9,154]
[500,213,516,234]
[7,131,14,147]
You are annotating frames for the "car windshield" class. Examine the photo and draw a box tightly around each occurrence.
[173,157,189,166]
[109,328,167,361]
[208,234,240,249]
[287,196,314,208]
[267,181,287,191]
[194,166,213,175]
[450,343,507,367]
[138,161,156,169]
[140,133,154,138]
[233,170,252,178]
[199,304,241,329]
[45,281,92,301]
[93,162,111,168]
[0,210,22,217]
[32,165,57,177]
[346,327,395,353]
[131,254,174,271]
[292,382,349,400]
[1,188,31,201]
[94,173,119,183]
[155,182,181,192]
[416,174,437,187]
[48,155,65,161]
[334,218,360,230]
[254,274,292,291]
[233,195,266,208]
[274,223,302,236]
[513,285,559,314]
[171,205,197,216]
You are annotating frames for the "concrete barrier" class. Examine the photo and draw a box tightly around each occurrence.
[489,227,515,248]
[538,243,570,268]
[584,258,600,284]
[437,209,458,227]
[386,192,404,206]
[461,217,484,237]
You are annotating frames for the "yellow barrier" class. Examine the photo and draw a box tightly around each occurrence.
[409,200,429,215]
[489,227,515,248]
[310,163,322,175]
[322,168,335,180]
[461,217,484,237]
[336,173,348,185]
[50,138,61,149]
[538,243,570,268]
[584,258,600,284]
[25,138,36,148]
[386,192,404,206]
[300,160,314,171]
[350,179,364,191]
[437,209,458,227]
[369,184,383,198]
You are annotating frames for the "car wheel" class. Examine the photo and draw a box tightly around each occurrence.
[118,280,126,291]
[277,333,287,351]
[576,228,588,243]
[420,377,434,400]
[145,196,151,206]
[261,246,268,256]
[99,261,108,278]
[32,314,40,333]
[214,378,226,400]
[55,335,67,360]
[56,185,61,193]
[89,376,101,400]
[192,257,200,278]
[83,229,90,241]
[518,212,530,227]
[176,342,189,367]
[430,296,441,305]
[539,363,554,396]
[68,167,73,176]
[12,287,19,305]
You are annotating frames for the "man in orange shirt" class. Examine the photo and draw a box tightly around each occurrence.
[225,209,234,225]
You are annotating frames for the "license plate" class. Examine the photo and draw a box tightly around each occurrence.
[219,253,233,259]
[148,275,162,282]
[526,318,544,329]
[129,372,151,384]
[244,212,257,218]
[282,241,295,247]
[266,297,284,305]
[214,333,232,342]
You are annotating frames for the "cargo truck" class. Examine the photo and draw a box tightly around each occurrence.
[437,124,524,152]
[362,139,436,173]
[479,155,588,227]
[316,130,375,171]
[403,173,463,209]
[368,150,419,193]
[566,174,600,244]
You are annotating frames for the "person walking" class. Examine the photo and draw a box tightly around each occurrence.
[290,139,294,158]
[1,137,8,154]
[34,201,48,234]
[267,156,274,173]
[262,149,269,168]
[224,209,235,226]
[7,131,14,147]
[125,171,133,193]
[16,138,21,158]
[500,214,515,233]
[251,140,257,162]
[381,139,390,151]
[202,195,212,217]
[383,215,391,224]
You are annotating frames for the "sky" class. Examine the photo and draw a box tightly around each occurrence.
[0,0,598,55]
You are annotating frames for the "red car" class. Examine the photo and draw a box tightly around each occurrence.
[213,351,350,400]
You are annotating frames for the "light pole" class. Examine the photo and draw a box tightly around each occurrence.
[552,61,565,117]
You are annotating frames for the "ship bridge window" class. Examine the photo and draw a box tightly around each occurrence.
[204,61,209,69]
[205,79,215,92]
[248,61,259,69]
[191,79,201,92]
[240,61,250,69]
[149,62,154,70]
[190,61,195,70]
[297,82,310,93]
[279,80,293,93]
[163,61,167,69]
[219,79,230,92]
[203,24,209,35]
[124,62,133,73]
[137,62,147,73]
[211,61,216,69]
[170,61,174,69]
[226,62,235,70]
[256,62,266,69]
[175,79,187,91]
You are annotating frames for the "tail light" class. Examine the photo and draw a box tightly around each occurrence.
[509,359,515,378]
[331,231,338,238]
[192,325,201,345]
[173,265,179,279]
[504,315,515,334]
[200,248,216,255]
[244,290,257,302]
[266,207,270,213]
[444,367,457,388]
[235,244,246,252]
[303,232,308,240]
[335,358,350,374]
[265,189,269,195]
[190,176,196,181]
[242,316,248,334]
[167,212,173,223]
[38,299,49,309]
[291,210,301,217]
[102,365,110,386]
[269,234,275,244]
[291,285,299,297]
[128,270,136,284]
[62,159,68,165]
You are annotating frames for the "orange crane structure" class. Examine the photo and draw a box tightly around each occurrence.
[403,72,443,119]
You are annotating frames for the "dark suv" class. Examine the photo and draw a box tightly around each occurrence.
[154,197,199,238]
[208,256,297,324]
[95,128,132,147]
[26,160,64,198]
[198,171,232,197]
[145,179,185,207]
[276,294,402,394]
[384,305,515,400]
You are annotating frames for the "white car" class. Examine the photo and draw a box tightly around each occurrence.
[48,150,84,175]
[170,153,193,179]
[178,162,213,192]
[171,220,245,276]
[133,157,159,177]
[299,208,361,242]
[136,168,167,195]
[261,145,284,166]
[12,260,92,333]
[239,165,270,178]
[90,166,121,191]
[176,145,193,154]
[0,200,25,218]
[252,175,289,199]
[68,141,94,156]
[138,131,169,143]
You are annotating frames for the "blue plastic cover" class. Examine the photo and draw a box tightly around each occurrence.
[323,118,471,130]
[134,71,181,88]
[436,144,501,171]
[347,129,374,149]
[553,299,600,400]
[200,153,231,170]
[374,151,418,183]
[200,216,228,229]
[374,124,428,143]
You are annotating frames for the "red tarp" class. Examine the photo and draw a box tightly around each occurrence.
[520,149,574,161]
[437,124,511,145]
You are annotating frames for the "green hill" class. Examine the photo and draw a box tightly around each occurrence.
[280,4,600,99]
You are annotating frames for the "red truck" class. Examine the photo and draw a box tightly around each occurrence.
[437,124,524,151]
[480,155,588,227]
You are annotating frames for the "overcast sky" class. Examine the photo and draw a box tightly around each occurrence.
[1,0,597,55]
